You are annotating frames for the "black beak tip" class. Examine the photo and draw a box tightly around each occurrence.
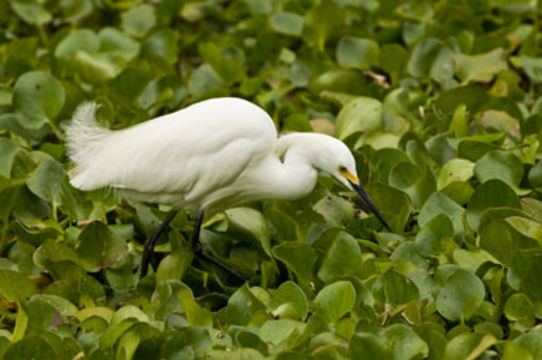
[348,179,392,232]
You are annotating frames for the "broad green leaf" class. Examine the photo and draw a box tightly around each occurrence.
[383,271,419,306]
[76,221,129,272]
[455,48,508,82]
[270,12,304,37]
[259,319,305,347]
[225,207,270,255]
[55,29,100,59]
[98,28,140,62]
[4,336,55,360]
[504,293,534,324]
[11,0,51,25]
[436,269,485,321]
[121,4,156,38]
[528,161,542,190]
[317,232,361,283]
[13,71,65,128]
[336,37,379,70]
[520,55,542,83]
[144,29,178,64]
[272,242,316,281]
[335,97,382,141]
[419,192,465,234]
[0,269,37,301]
[198,43,245,84]
[302,0,342,51]
[313,193,354,227]
[0,138,21,178]
[350,333,393,360]
[312,280,356,323]
[177,283,212,327]
[269,281,308,321]
[467,179,521,231]
[383,325,429,360]
[437,159,475,190]
[415,214,454,257]
[444,333,496,360]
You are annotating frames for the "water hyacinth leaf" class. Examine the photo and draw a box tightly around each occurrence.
[98,28,140,62]
[272,242,316,281]
[76,221,129,272]
[0,138,21,178]
[13,71,65,128]
[0,269,37,301]
[225,207,270,254]
[269,12,304,37]
[269,281,308,321]
[389,162,436,209]
[364,183,410,231]
[4,336,55,360]
[521,55,542,83]
[455,48,508,82]
[198,43,245,84]
[383,271,419,306]
[504,293,534,324]
[10,0,51,25]
[528,161,542,190]
[144,29,178,64]
[419,192,465,234]
[121,4,156,38]
[55,29,100,59]
[317,231,362,283]
[302,0,342,51]
[415,214,454,257]
[436,269,485,321]
[259,319,305,347]
[312,281,356,323]
[350,333,393,360]
[336,37,379,70]
[383,325,429,360]
[443,333,496,360]
[313,193,354,227]
[437,158,475,190]
[26,157,66,206]
[467,179,521,231]
[177,283,213,327]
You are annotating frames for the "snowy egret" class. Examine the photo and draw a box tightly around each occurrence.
[66,97,390,278]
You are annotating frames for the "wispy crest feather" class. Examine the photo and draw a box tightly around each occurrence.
[66,102,110,164]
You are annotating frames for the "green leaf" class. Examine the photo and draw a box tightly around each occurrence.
[415,214,454,257]
[383,325,429,360]
[225,207,270,255]
[504,293,534,324]
[98,28,140,62]
[11,0,51,25]
[269,12,304,37]
[198,43,245,84]
[436,269,485,321]
[26,157,67,207]
[0,269,37,302]
[312,280,356,323]
[474,150,527,195]
[55,29,100,59]
[383,271,419,306]
[455,48,508,82]
[4,336,55,360]
[269,281,308,321]
[467,179,521,231]
[317,232,361,283]
[259,319,305,347]
[121,4,156,38]
[335,97,382,140]
[0,138,21,178]
[336,37,379,70]
[350,333,393,360]
[177,282,213,327]
[419,192,465,234]
[13,71,65,128]
[437,158,475,190]
[272,242,316,281]
[302,0,342,51]
[144,29,178,64]
[76,221,129,272]
[528,161,542,190]
[443,333,496,360]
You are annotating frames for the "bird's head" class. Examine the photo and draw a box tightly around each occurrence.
[310,135,391,231]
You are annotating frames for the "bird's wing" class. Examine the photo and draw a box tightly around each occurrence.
[69,98,277,203]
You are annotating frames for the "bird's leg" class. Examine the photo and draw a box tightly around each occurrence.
[140,209,179,278]
[191,210,245,282]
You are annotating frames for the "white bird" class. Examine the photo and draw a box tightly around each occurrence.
[66,97,390,278]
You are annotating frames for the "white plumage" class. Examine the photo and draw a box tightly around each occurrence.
[66,97,374,214]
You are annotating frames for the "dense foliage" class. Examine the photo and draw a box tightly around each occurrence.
[1,0,542,358]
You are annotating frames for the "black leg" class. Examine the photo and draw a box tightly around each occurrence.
[140,209,178,278]
[191,209,245,282]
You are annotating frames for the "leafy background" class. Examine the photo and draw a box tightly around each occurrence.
[1,0,542,359]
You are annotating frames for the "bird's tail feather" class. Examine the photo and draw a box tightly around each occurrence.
[65,102,111,165]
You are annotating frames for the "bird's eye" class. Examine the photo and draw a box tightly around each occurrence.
[339,166,347,173]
